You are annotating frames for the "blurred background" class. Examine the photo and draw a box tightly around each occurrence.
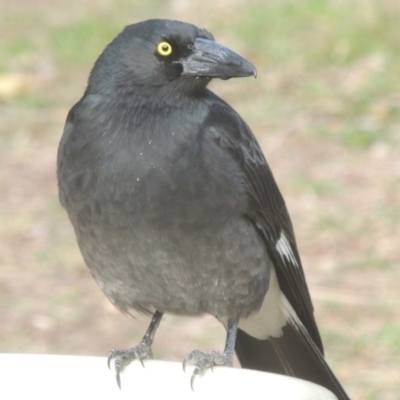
[1,0,399,399]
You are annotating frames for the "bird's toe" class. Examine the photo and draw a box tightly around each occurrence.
[183,350,232,390]
[107,343,154,388]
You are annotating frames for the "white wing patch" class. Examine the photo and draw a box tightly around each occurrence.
[239,265,288,339]
[279,291,302,327]
[275,231,299,268]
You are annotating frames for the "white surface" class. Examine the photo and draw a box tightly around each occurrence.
[0,353,338,399]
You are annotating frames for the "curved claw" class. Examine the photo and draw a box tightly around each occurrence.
[110,354,123,389]
[115,369,122,390]
[184,350,233,390]
[190,362,209,391]
[135,349,145,368]
[106,344,154,389]
[107,349,116,369]
[182,352,194,372]
[190,371,197,391]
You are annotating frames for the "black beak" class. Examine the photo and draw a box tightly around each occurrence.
[180,38,257,80]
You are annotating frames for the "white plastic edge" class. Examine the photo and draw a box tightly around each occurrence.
[0,354,338,399]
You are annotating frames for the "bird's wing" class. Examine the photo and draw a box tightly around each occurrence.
[203,93,322,350]
[202,94,351,399]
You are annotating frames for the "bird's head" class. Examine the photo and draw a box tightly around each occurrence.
[87,19,256,97]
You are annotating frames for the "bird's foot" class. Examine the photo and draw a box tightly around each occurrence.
[183,350,232,390]
[107,343,153,388]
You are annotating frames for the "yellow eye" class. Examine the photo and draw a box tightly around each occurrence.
[157,41,173,56]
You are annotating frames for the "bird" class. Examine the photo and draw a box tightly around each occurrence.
[57,19,350,399]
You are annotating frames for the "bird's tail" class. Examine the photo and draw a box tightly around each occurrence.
[235,310,350,400]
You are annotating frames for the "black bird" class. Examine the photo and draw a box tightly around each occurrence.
[57,19,349,399]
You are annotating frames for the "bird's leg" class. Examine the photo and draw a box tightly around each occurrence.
[183,319,238,389]
[108,310,163,388]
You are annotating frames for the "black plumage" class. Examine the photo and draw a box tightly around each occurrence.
[57,19,349,399]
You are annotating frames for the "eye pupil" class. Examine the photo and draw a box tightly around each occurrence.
[158,42,172,56]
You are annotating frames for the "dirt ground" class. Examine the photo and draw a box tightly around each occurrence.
[0,1,399,399]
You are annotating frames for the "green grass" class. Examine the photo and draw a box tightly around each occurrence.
[50,19,122,68]
[209,0,396,67]
[379,324,400,353]
[0,10,44,72]
[291,173,344,195]
[344,255,396,271]
[213,0,400,150]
